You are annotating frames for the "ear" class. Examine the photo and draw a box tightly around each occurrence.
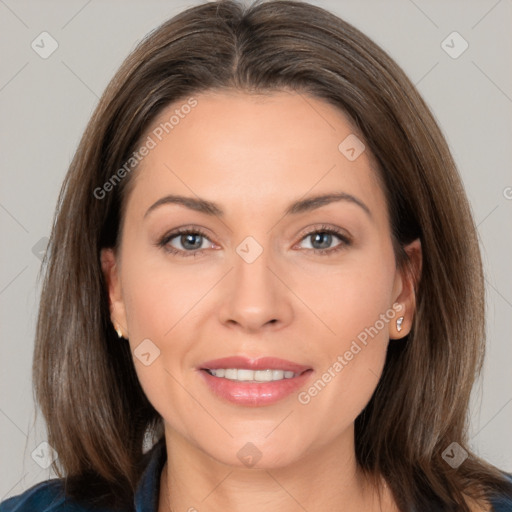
[390,238,422,340]
[100,248,128,338]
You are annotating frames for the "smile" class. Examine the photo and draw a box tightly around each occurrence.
[199,356,313,407]
[205,368,298,381]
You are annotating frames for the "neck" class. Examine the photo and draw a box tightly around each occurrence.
[158,424,392,512]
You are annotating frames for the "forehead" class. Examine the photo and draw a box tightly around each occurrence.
[123,90,387,223]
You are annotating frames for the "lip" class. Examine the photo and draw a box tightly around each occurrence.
[200,356,311,374]
[198,356,313,407]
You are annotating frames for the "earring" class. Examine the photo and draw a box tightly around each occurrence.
[115,324,124,339]
[396,316,404,332]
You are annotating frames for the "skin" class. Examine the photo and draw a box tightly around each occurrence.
[101,90,423,512]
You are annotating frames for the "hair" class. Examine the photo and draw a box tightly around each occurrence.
[33,0,512,510]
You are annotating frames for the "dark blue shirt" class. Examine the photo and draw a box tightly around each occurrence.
[1,441,512,511]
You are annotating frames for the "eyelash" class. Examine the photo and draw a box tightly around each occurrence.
[156,224,351,258]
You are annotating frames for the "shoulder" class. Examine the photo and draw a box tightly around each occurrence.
[487,472,512,512]
[0,478,113,512]
[0,438,165,512]
[0,479,68,512]
[460,472,512,512]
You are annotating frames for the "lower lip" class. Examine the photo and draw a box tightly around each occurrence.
[199,369,313,407]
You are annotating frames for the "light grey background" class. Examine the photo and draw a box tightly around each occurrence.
[1,0,511,501]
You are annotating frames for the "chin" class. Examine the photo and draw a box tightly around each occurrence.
[200,436,309,471]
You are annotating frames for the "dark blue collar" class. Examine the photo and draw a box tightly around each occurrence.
[134,439,167,512]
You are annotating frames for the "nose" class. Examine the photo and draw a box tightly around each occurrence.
[217,240,294,333]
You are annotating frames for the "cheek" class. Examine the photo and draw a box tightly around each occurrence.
[121,250,213,340]
[336,265,396,340]
[299,244,397,345]
[297,246,397,418]
[338,252,397,355]
[118,252,204,432]
[117,241,227,402]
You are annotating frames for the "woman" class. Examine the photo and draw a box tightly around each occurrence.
[1,1,511,511]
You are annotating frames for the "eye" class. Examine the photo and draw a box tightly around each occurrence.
[157,224,351,258]
[157,227,214,257]
[296,225,351,255]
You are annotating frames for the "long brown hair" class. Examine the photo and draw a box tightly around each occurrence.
[33,0,512,509]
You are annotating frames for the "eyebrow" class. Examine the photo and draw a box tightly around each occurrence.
[143,191,371,220]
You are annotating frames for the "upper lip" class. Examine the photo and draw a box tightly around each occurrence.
[200,356,312,374]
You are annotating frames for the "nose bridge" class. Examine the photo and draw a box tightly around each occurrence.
[218,233,292,331]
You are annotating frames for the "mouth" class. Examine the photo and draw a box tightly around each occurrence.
[198,356,313,407]
[204,368,302,382]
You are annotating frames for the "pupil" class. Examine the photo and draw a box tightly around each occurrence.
[313,233,331,249]
[182,234,202,250]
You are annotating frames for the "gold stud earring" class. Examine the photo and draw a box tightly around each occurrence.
[396,316,404,332]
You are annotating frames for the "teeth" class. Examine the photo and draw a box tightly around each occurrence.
[225,369,237,379]
[208,368,298,381]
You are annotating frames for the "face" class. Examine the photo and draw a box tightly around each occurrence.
[102,90,420,469]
